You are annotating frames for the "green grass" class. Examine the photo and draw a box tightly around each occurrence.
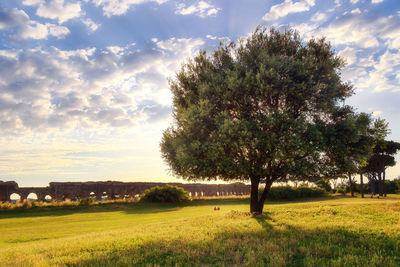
[0,196,399,266]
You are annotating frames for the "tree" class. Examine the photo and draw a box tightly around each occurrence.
[323,111,372,197]
[161,27,361,214]
[363,126,400,197]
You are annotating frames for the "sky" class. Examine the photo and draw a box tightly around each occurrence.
[0,0,399,187]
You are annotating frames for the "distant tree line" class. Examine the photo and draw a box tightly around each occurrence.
[316,177,400,195]
[316,117,400,198]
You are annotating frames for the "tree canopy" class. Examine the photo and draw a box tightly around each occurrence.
[161,27,369,213]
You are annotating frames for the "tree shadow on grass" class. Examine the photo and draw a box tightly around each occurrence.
[253,213,274,230]
[0,202,184,219]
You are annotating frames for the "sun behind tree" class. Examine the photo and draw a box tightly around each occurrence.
[161,27,367,214]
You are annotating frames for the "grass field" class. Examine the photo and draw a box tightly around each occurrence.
[1,196,399,266]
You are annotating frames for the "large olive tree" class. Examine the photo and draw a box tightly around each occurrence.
[161,27,360,214]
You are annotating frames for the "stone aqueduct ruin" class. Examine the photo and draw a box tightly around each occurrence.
[0,181,250,202]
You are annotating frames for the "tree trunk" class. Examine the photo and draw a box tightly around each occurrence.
[256,180,273,214]
[250,178,260,214]
[378,172,383,197]
[383,170,387,197]
[370,180,373,196]
[370,174,375,197]
[360,173,364,198]
[250,177,273,214]
[348,173,354,197]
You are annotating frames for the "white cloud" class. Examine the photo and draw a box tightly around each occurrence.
[387,37,400,50]
[175,1,220,18]
[0,8,29,29]
[58,47,97,60]
[350,0,359,3]
[338,47,359,66]
[0,7,70,40]
[21,0,44,5]
[107,46,124,54]
[341,66,367,83]
[311,12,328,22]
[262,0,315,21]
[358,56,375,67]
[0,50,20,59]
[310,12,400,48]
[372,110,383,116]
[155,37,205,53]
[36,0,82,24]
[291,12,400,96]
[48,23,71,38]
[350,8,361,14]
[16,22,70,40]
[0,37,204,135]
[355,49,400,92]
[91,0,168,17]
[379,19,400,39]
[371,0,384,4]
[82,18,100,33]
[290,22,318,37]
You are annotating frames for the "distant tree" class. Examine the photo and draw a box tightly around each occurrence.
[161,27,365,214]
[364,139,400,196]
[324,111,372,197]
[361,119,400,197]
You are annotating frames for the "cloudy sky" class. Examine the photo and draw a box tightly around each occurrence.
[0,0,399,186]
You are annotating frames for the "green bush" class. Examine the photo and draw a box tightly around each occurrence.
[385,179,399,194]
[140,185,191,203]
[261,186,326,200]
[21,199,32,209]
[296,186,325,198]
[265,186,297,200]
[79,197,94,206]
[0,202,13,210]
[335,187,347,194]
[315,179,332,192]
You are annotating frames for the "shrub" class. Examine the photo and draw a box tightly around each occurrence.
[140,185,191,203]
[79,197,93,206]
[265,186,297,200]
[261,186,326,200]
[396,179,400,194]
[315,179,332,192]
[21,199,32,209]
[335,187,347,194]
[0,202,13,210]
[386,179,399,194]
[31,201,44,208]
[296,186,325,198]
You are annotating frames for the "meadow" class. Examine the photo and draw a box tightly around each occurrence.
[0,196,399,266]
